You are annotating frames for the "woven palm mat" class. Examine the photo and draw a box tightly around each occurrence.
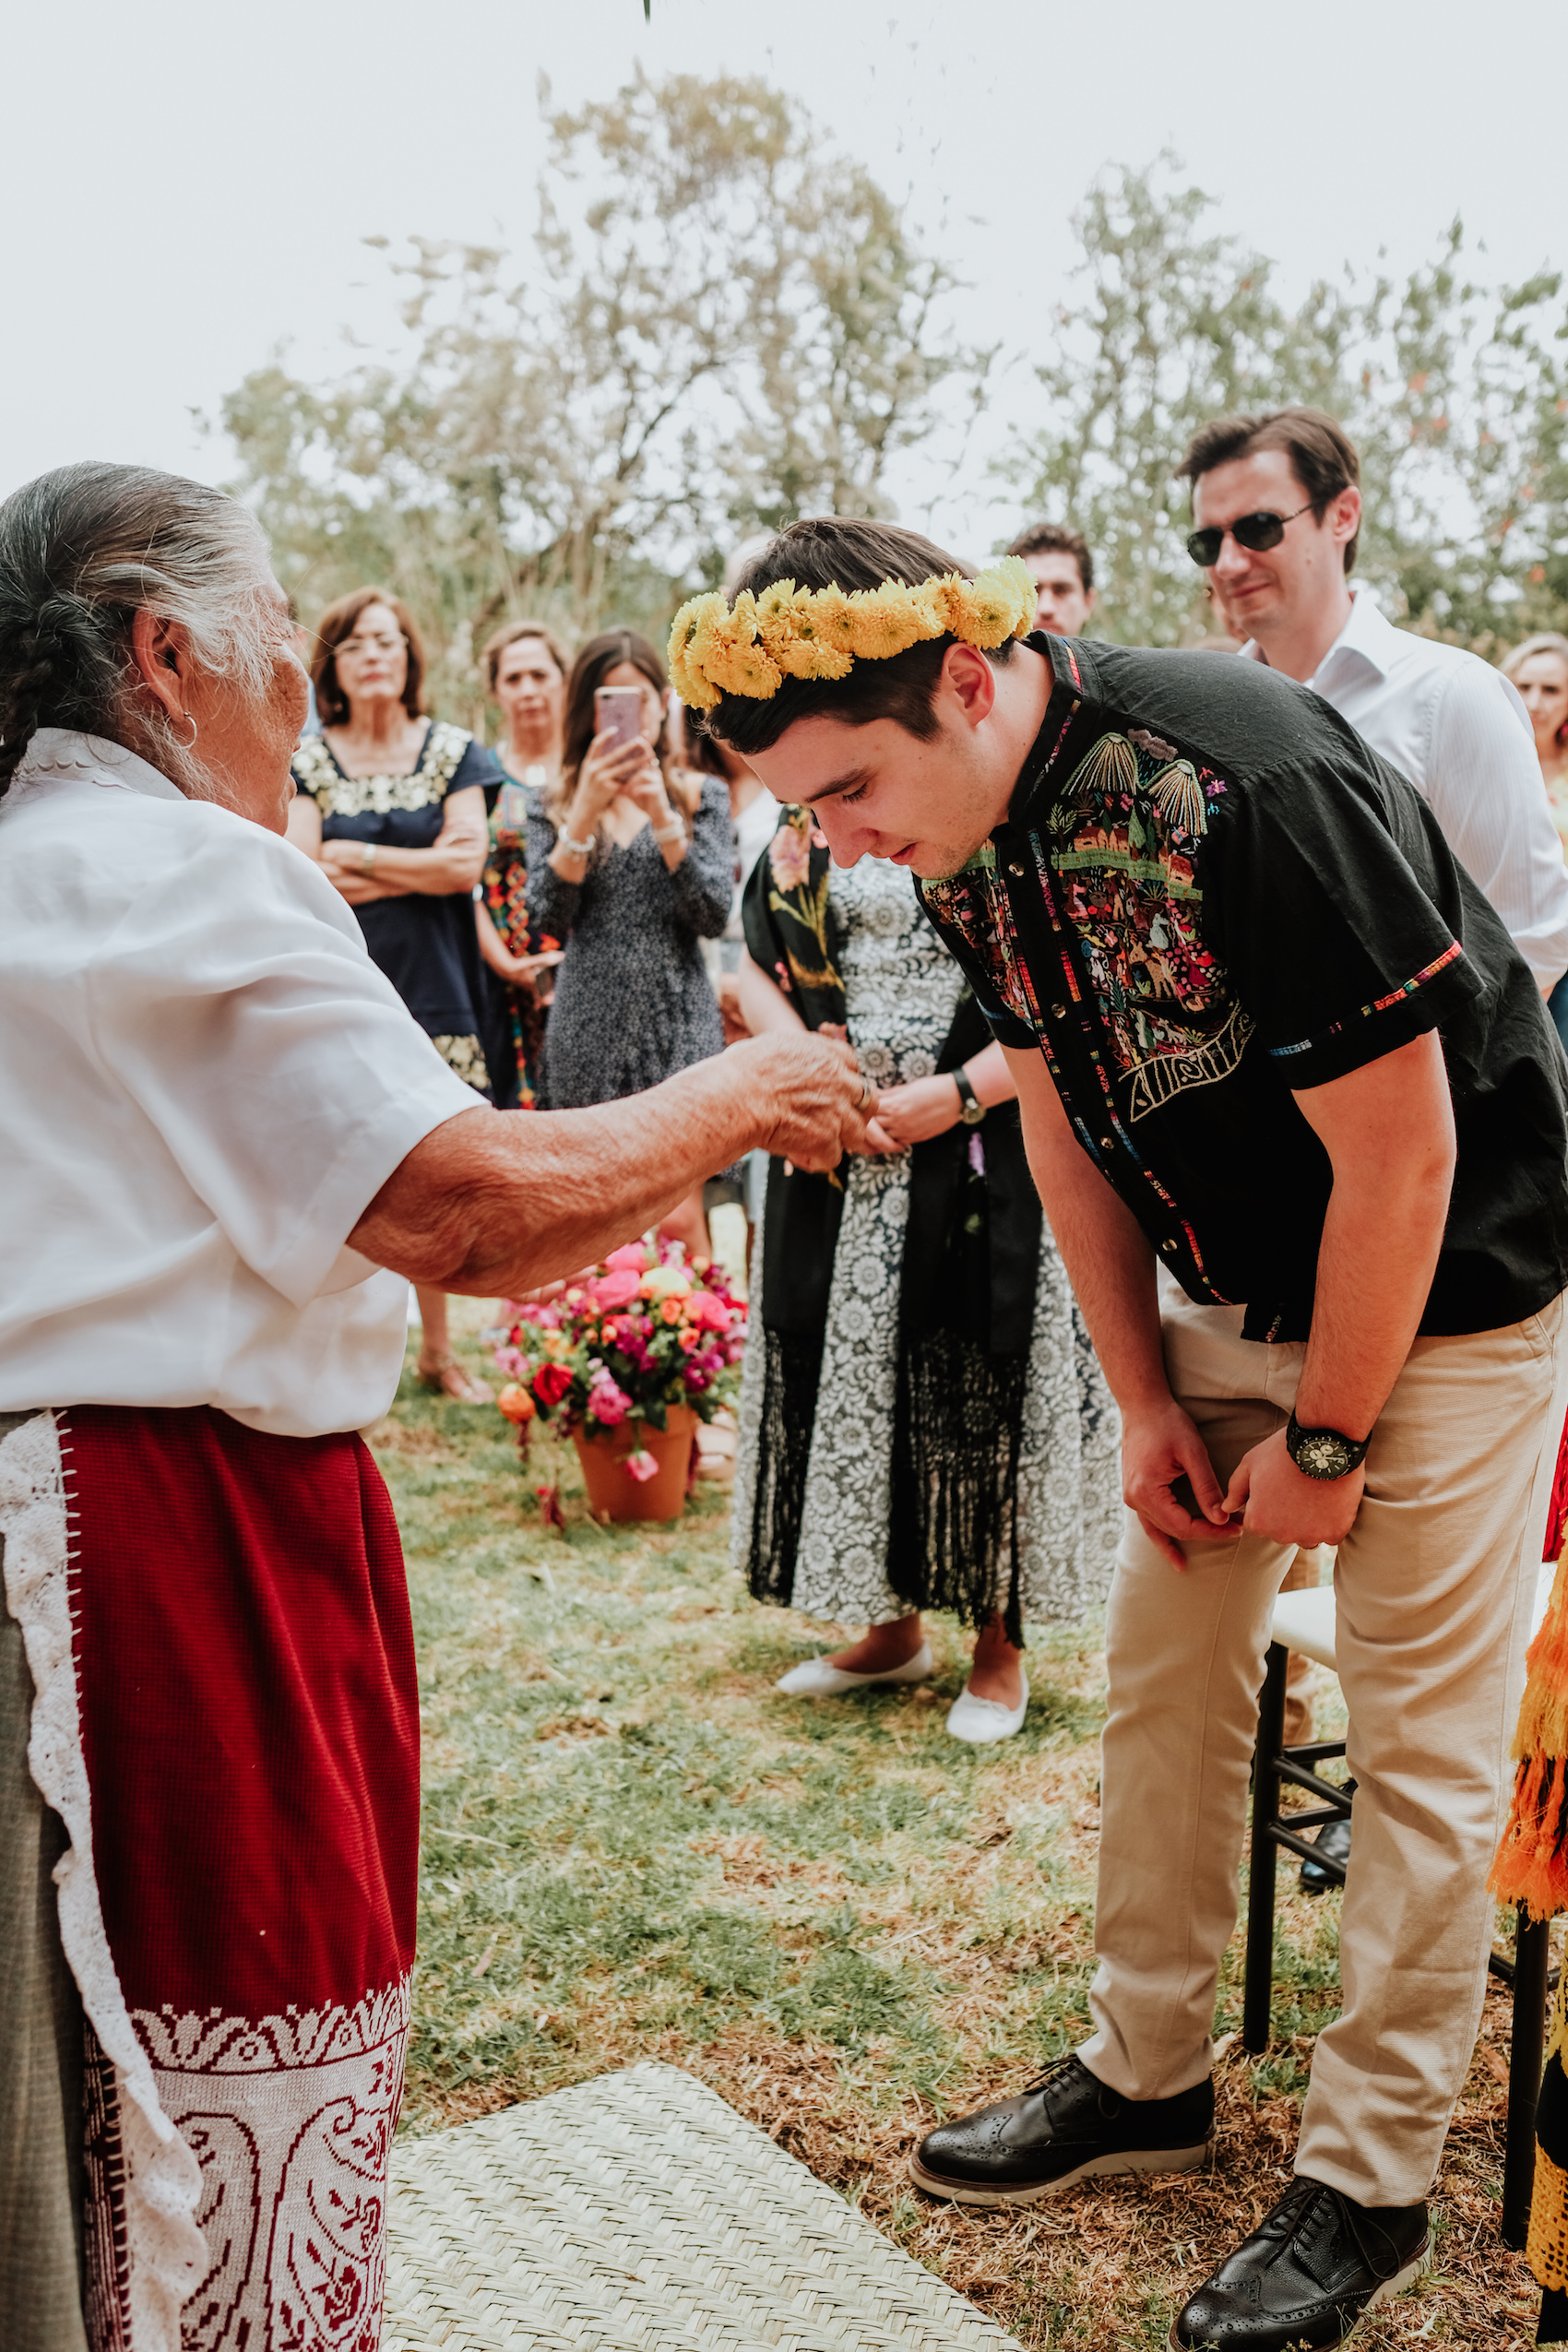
[383,2061,1024,2351]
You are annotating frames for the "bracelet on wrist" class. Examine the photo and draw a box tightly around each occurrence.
[651,816,685,846]
[359,841,378,876]
[557,826,595,860]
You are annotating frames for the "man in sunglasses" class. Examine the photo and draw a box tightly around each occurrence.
[1181,406,1568,1861]
[1180,407,1568,1002]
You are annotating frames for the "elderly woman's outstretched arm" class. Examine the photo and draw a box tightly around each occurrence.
[350,1030,866,1297]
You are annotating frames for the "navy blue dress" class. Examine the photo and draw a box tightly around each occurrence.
[291,721,503,1093]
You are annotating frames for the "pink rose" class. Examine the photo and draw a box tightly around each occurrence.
[623,1448,659,1482]
[590,1269,643,1311]
[588,1375,631,1427]
[605,1243,648,1274]
[686,1291,733,1333]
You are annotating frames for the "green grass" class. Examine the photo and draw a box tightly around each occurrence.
[379,1324,1542,2348]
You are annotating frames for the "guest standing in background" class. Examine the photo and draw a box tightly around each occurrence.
[476,619,571,1108]
[1503,634,1568,1052]
[526,629,732,1260]
[1006,521,1097,637]
[1504,634,1568,849]
[288,587,503,1402]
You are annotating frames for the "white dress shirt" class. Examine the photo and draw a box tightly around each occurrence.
[0,731,481,1436]
[1241,587,1568,992]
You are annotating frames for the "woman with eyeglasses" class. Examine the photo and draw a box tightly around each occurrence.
[287,587,504,1402]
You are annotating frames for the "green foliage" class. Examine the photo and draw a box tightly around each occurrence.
[220,68,985,718]
[220,108,1568,714]
[1006,156,1568,649]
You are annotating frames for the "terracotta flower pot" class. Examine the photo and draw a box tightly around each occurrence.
[572,1406,697,1523]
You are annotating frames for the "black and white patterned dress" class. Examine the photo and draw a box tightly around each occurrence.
[732,854,1121,1627]
[525,779,733,1107]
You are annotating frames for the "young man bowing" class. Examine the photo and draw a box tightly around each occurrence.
[674,517,1568,2352]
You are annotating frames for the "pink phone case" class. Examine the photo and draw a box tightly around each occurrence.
[595,687,643,749]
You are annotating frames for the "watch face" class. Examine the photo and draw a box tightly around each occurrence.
[1295,1429,1353,1480]
[961,1101,986,1125]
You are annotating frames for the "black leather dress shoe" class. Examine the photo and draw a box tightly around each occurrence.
[1170,2176,1429,2348]
[1300,1814,1352,1894]
[909,2052,1213,2206]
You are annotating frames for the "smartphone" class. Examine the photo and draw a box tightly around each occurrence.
[595,685,644,750]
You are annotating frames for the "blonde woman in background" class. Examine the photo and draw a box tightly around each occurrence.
[1504,632,1568,1051]
[476,620,571,1108]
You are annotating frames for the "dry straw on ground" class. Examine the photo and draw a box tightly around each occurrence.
[381,1326,1546,2347]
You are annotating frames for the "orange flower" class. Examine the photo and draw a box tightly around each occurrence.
[660,1298,683,1325]
[497,1383,536,1425]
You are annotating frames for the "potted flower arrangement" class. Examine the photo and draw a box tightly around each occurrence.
[493,1240,746,1522]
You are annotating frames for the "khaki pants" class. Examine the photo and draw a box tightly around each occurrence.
[1080,1288,1568,2204]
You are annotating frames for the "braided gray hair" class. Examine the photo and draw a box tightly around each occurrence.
[0,462,280,799]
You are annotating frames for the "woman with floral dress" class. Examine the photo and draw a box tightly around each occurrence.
[733,806,1120,1742]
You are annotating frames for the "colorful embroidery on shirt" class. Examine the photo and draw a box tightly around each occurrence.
[922,849,1043,1037]
[1043,731,1247,1120]
[293,720,471,820]
[923,727,1247,1120]
[1266,941,1465,1061]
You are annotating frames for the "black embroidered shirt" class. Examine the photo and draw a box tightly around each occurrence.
[916,634,1568,1341]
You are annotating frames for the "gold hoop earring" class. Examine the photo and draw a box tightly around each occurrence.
[173,712,197,751]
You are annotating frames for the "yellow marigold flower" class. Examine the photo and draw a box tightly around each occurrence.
[845,579,943,660]
[808,585,858,651]
[668,593,725,709]
[689,590,782,703]
[756,582,856,681]
[796,636,855,681]
[906,579,951,636]
[935,573,987,643]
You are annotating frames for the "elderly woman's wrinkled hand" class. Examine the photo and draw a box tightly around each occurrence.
[742,1032,873,1173]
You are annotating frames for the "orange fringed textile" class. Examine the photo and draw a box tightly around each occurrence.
[1491,1407,1568,1915]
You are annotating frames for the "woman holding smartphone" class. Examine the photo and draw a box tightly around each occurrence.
[526,628,732,1256]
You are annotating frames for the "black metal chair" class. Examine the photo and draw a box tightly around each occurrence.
[1245,1579,1554,2249]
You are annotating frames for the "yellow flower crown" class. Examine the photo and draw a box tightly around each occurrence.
[667,555,1037,712]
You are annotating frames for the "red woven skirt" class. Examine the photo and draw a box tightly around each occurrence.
[0,1404,418,2352]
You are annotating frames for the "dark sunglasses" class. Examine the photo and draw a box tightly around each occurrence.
[1185,502,1313,568]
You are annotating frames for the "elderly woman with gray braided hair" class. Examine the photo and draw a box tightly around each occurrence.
[0,460,872,2352]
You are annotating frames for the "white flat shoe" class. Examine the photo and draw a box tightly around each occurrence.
[776,1642,933,1697]
[945,1669,1029,1743]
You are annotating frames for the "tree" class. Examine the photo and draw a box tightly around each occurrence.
[218,69,986,720]
[1004,157,1568,650]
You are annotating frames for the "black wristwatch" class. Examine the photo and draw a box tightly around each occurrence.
[952,1066,987,1125]
[1285,1410,1371,1482]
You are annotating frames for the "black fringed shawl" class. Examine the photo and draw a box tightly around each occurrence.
[741,808,1044,1646]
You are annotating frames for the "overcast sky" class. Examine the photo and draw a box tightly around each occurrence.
[5,0,1563,548]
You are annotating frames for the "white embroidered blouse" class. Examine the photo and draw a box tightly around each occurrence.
[0,731,481,1436]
